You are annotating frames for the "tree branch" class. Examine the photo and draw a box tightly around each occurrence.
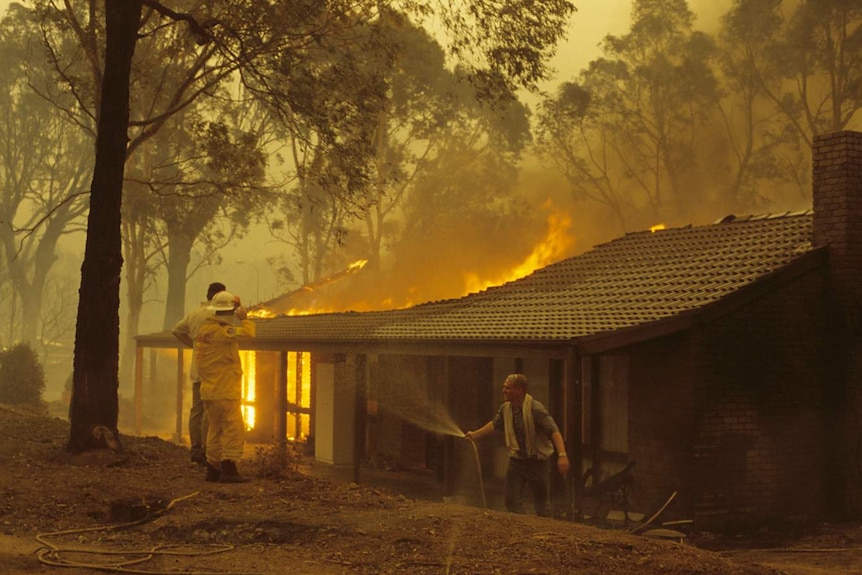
[141,0,213,45]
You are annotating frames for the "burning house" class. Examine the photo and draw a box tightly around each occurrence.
[136,130,862,528]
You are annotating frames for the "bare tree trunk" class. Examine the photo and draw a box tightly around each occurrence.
[68,0,142,453]
[162,235,193,331]
[119,298,143,389]
[118,215,148,388]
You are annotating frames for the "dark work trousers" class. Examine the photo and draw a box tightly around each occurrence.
[189,380,208,460]
[505,458,551,516]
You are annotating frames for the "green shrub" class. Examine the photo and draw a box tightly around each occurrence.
[0,342,46,406]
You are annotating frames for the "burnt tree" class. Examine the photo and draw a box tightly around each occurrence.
[67,0,143,453]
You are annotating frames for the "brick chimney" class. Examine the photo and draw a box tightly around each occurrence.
[813,131,862,269]
[812,130,862,516]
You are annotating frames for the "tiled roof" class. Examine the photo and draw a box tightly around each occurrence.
[251,210,819,349]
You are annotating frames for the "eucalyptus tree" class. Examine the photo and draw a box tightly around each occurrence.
[116,102,269,387]
[155,110,269,329]
[119,158,163,388]
[714,0,803,212]
[266,140,358,288]
[356,15,532,283]
[538,0,719,228]
[248,3,576,282]
[36,0,250,338]
[391,75,534,303]
[604,0,720,221]
[267,10,538,284]
[361,13,446,275]
[61,0,141,452]
[113,6,272,331]
[355,14,500,276]
[29,0,250,450]
[0,5,91,349]
[50,0,575,452]
[258,9,392,287]
[707,0,862,211]
[536,76,634,232]
[762,0,862,143]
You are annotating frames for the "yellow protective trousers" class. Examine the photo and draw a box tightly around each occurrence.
[204,398,245,465]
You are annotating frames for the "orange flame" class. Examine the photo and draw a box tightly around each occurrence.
[463,204,574,294]
[347,259,368,272]
[236,211,575,438]
[248,308,276,318]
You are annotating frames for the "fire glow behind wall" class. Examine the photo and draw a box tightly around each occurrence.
[240,351,256,430]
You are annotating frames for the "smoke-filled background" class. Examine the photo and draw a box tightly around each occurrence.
[0,0,858,403]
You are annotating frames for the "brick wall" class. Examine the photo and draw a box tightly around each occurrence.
[690,271,826,527]
[627,333,697,520]
[628,269,826,529]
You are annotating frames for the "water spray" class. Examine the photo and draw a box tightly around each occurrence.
[374,378,488,509]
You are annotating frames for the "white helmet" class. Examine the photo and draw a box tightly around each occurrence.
[208,291,237,311]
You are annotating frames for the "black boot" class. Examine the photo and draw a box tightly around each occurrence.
[219,460,249,483]
[205,462,221,482]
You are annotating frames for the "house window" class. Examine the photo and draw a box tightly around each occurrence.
[286,351,311,441]
[582,354,629,464]
[600,354,629,455]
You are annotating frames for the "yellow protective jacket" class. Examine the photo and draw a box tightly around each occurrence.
[171,301,213,382]
[194,316,256,401]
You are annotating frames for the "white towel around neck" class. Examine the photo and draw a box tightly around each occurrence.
[503,393,536,457]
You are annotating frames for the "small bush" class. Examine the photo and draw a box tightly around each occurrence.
[248,442,301,481]
[0,342,46,407]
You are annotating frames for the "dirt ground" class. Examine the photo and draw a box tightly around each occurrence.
[2,404,861,575]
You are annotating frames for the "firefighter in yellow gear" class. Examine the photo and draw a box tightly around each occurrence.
[194,290,256,483]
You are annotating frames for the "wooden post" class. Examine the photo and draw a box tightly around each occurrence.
[175,348,184,443]
[442,356,454,497]
[568,348,583,521]
[148,348,157,435]
[590,356,602,480]
[549,358,565,514]
[294,352,303,440]
[134,345,144,435]
[353,354,367,484]
[277,351,288,447]
[309,356,316,448]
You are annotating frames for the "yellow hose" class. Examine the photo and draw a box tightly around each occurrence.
[467,437,487,509]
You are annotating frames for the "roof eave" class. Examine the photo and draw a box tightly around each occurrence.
[576,247,827,354]
[136,331,572,359]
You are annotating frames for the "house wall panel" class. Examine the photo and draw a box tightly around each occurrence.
[314,360,355,465]
[369,355,426,467]
[627,333,696,520]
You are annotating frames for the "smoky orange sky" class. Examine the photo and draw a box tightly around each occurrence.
[546,0,733,87]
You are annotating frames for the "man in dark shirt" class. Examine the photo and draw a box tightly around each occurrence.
[466,373,569,516]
